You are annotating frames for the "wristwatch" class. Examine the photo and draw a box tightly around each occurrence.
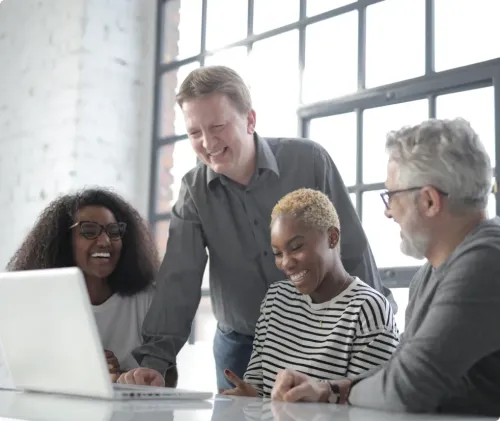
[326,380,353,405]
[327,382,341,404]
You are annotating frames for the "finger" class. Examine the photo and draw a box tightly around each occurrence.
[110,373,119,383]
[104,350,114,358]
[107,357,119,366]
[272,370,294,401]
[224,369,245,388]
[218,388,225,394]
[221,388,239,396]
[132,370,148,386]
[120,370,138,384]
[283,382,313,402]
[149,373,165,387]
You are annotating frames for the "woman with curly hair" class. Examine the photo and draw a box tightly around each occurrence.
[7,188,160,379]
[220,188,400,398]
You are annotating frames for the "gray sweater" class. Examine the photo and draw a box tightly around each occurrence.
[349,217,500,416]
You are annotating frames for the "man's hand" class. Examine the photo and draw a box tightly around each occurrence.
[272,369,329,402]
[220,369,259,397]
[272,369,352,403]
[117,368,165,387]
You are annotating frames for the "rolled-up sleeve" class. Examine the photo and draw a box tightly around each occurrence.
[132,179,208,375]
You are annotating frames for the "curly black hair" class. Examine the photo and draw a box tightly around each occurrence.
[7,188,160,296]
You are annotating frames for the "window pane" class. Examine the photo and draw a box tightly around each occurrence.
[155,141,197,214]
[253,0,300,34]
[303,12,358,103]
[309,113,357,186]
[163,0,202,62]
[249,32,300,138]
[307,0,356,16]
[204,47,250,81]
[391,287,408,333]
[206,0,247,50]
[366,0,425,88]
[154,220,170,259]
[363,100,428,184]
[362,190,425,268]
[435,0,500,71]
[177,296,217,393]
[159,62,200,138]
[436,87,495,168]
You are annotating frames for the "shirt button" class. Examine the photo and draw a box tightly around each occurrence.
[263,251,268,256]
[254,219,258,225]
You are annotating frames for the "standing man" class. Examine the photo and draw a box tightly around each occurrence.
[118,66,394,389]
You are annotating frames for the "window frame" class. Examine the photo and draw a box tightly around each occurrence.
[149,0,500,328]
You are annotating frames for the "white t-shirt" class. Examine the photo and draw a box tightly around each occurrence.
[92,285,155,371]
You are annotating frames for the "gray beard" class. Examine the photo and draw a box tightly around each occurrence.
[400,232,428,260]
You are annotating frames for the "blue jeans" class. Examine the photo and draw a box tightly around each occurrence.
[213,324,254,391]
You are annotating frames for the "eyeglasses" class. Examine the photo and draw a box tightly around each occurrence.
[70,221,127,241]
[380,186,449,209]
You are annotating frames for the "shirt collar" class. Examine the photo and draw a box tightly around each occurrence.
[206,133,280,186]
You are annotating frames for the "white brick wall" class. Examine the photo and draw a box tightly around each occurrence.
[0,0,156,268]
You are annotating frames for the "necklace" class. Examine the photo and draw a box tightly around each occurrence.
[317,273,351,327]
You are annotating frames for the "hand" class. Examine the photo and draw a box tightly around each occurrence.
[105,350,120,383]
[272,369,348,403]
[117,368,165,387]
[220,369,258,397]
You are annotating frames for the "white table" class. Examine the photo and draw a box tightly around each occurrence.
[0,390,495,421]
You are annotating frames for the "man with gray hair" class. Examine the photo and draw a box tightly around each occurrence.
[272,117,500,416]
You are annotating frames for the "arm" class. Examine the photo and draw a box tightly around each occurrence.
[347,294,400,378]
[348,245,500,412]
[132,179,208,385]
[312,145,394,310]
[243,290,270,396]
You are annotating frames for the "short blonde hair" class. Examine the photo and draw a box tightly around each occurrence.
[271,189,340,233]
[176,65,252,114]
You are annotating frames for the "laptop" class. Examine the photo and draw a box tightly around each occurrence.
[0,267,213,401]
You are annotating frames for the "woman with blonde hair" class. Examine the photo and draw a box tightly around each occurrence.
[221,188,399,397]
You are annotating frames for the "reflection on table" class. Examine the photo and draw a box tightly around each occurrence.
[0,390,495,421]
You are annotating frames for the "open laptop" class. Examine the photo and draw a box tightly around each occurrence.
[0,267,212,401]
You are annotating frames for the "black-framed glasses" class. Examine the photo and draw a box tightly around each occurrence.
[70,221,127,241]
[380,186,449,209]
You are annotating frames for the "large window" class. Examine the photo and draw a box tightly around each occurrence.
[150,0,500,389]
[298,0,500,332]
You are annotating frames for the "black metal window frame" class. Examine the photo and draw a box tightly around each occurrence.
[298,1,500,288]
[148,0,389,226]
[149,0,500,293]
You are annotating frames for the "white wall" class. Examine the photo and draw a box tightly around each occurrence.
[0,0,156,268]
